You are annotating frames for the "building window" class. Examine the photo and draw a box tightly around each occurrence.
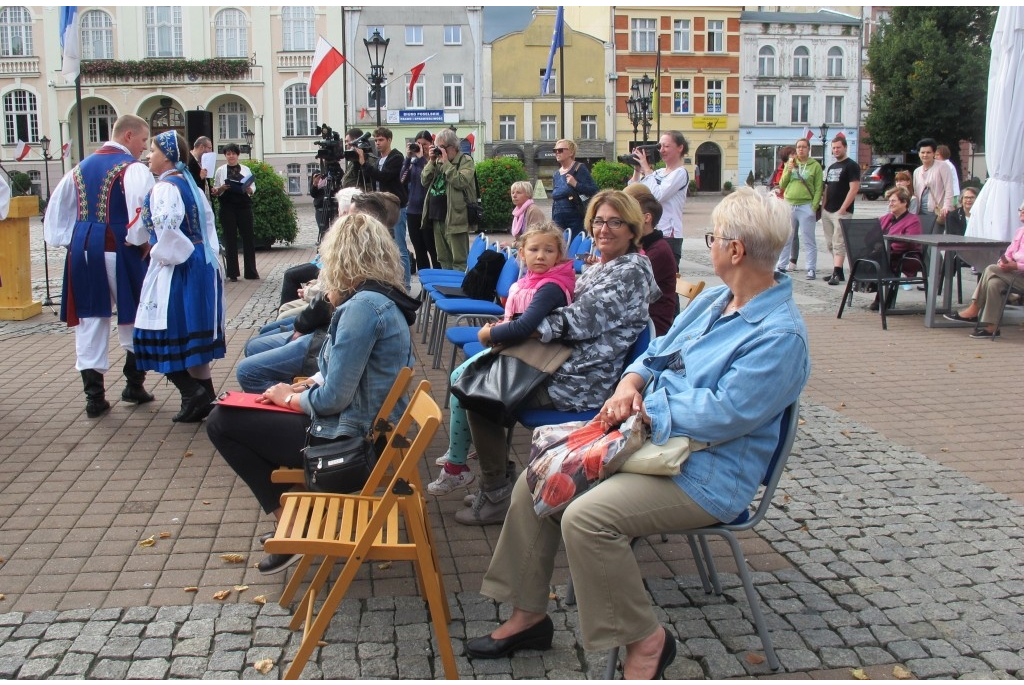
[28,169,40,196]
[793,46,809,77]
[218,101,249,141]
[672,78,690,114]
[80,10,113,60]
[286,163,301,195]
[758,46,775,77]
[706,79,723,115]
[366,26,384,40]
[706,20,724,53]
[580,115,597,140]
[539,115,557,141]
[825,95,843,124]
[672,19,690,52]
[146,6,183,58]
[444,25,462,45]
[215,9,247,58]
[0,6,32,57]
[540,68,556,95]
[282,7,315,51]
[405,25,423,45]
[3,89,38,144]
[306,162,318,186]
[756,94,775,124]
[88,103,117,143]
[791,95,809,124]
[827,46,844,78]
[284,84,318,136]
[368,83,387,110]
[405,74,426,108]
[149,105,183,135]
[630,18,656,53]
[499,115,516,141]
[443,74,463,109]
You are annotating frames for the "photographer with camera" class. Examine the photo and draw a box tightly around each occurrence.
[357,127,410,290]
[421,128,477,271]
[628,131,690,267]
[341,128,370,190]
[402,130,438,270]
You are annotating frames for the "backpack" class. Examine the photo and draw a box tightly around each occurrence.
[460,250,507,301]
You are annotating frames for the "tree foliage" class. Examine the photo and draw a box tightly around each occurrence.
[591,160,633,190]
[214,161,298,247]
[865,6,997,166]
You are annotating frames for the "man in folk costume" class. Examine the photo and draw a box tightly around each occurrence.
[43,114,155,418]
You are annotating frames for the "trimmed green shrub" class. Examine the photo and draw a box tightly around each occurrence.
[475,157,528,231]
[9,171,31,195]
[214,161,298,247]
[688,179,698,194]
[592,160,633,190]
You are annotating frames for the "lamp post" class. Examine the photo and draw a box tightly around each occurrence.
[635,74,654,144]
[363,29,390,127]
[819,123,830,168]
[626,89,640,143]
[243,128,255,159]
[39,135,56,308]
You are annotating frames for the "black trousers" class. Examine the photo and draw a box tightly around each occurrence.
[206,405,309,513]
[407,212,438,270]
[280,262,321,306]
[220,197,258,279]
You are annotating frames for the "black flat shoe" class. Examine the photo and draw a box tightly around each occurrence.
[943,312,978,323]
[466,615,554,659]
[258,552,300,575]
[654,626,677,679]
[258,531,275,546]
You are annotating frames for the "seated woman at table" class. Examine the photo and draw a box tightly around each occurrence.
[465,187,810,678]
[868,187,923,311]
[943,199,1024,338]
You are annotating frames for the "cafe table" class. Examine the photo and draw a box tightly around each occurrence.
[884,233,1009,328]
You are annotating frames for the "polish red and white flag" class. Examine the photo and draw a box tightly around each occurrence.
[14,140,30,161]
[309,37,345,97]
[62,141,72,159]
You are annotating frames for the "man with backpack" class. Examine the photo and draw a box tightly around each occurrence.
[422,128,478,271]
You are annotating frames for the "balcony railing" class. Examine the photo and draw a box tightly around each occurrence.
[0,56,40,76]
[74,66,263,87]
[277,52,313,71]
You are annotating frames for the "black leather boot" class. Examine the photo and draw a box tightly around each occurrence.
[121,352,155,404]
[81,369,111,418]
[165,371,213,423]
[193,378,216,421]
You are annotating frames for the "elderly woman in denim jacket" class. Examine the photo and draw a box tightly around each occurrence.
[466,187,809,679]
[206,213,418,575]
[457,190,660,527]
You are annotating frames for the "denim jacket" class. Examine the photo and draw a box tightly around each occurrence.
[297,290,414,440]
[623,274,810,523]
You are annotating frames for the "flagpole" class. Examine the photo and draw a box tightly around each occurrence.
[58,123,66,174]
[559,34,565,140]
[74,76,84,160]
[655,35,662,141]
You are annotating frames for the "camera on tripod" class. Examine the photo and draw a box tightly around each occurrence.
[314,124,345,164]
[617,143,661,167]
[344,131,374,163]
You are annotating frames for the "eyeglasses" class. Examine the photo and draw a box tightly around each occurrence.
[592,217,627,229]
[705,232,736,248]
[553,148,567,153]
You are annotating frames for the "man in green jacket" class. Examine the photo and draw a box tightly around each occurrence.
[421,128,477,270]
[775,138,823,278]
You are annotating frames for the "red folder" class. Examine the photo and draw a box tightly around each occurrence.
[215,390,303,414]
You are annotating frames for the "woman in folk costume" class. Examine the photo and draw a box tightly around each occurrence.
[134,131,226,423]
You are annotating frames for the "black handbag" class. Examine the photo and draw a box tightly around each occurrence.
[302,431,374,494]
[462,161,484,227]
[450,339,572,425]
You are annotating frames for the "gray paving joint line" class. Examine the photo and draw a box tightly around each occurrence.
[1,400,1023,679]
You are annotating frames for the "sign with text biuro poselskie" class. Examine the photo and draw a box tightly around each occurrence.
[398,109,445,124]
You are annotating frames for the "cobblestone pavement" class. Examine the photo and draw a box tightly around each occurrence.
[1,196,1022,679]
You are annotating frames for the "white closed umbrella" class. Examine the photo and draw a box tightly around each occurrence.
[967,6,1024,242]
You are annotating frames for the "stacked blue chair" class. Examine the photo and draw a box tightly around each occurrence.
[416,234,490,339]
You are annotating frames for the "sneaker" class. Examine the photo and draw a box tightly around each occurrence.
[258,552,301,575]
[435,449,478,466]
[455,485,513,526]
[825,274,843,286]
[427,467,476,496]
[805,269,815,280]
[969,328,1000,339]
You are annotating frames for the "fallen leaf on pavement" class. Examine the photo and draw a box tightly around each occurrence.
[183,587,199,593]
[220,553,245,563]
[234,585,249,592]
[318,641,327,647]
[797,418,806,425]
[745,653,765,665]
[253,595,267,605]
[138,536,156,548]
[377,561,392,570]
[159,532,172,539]
[254,658,274,674]
[838,402,846,409]
[548,592,557,600]
[0,593,5,600]
[851,668,870,680]
[213,589,231,600]
[893,665,913,680]
[183,450,193,458]
[203,501,211,505]
[940,448,949,453]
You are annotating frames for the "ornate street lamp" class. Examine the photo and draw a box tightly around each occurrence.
[243,128,255,159]
[39,135,56,308]
[633,74,655,144]
[819,123,830,167]
[363,29,390,127]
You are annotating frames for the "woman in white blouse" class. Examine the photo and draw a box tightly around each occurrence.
[212,143,257,281]
[629,131,690,268]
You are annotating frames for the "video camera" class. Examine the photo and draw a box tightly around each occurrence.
[344,131,374,163]
[314,123,345,164]
[617,143,661,167]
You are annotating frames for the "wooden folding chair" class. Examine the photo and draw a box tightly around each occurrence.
[265,382,458,679]
[270,366,416,486]
[676,277,706,310]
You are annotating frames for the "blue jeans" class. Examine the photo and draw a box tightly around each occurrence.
[394,207,410,290]
[237,331,313,393]
[776,203,817,272]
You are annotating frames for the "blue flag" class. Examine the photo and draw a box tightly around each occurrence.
[541,7,564,94]
[59,6,80,80]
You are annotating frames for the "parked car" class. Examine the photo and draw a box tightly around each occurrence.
[860,162,918,200]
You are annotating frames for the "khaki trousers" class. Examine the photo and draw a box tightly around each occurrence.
[973,264,1024,326]
[480,470,718,651]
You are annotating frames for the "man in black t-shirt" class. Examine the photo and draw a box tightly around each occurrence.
[820,136,861,285]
